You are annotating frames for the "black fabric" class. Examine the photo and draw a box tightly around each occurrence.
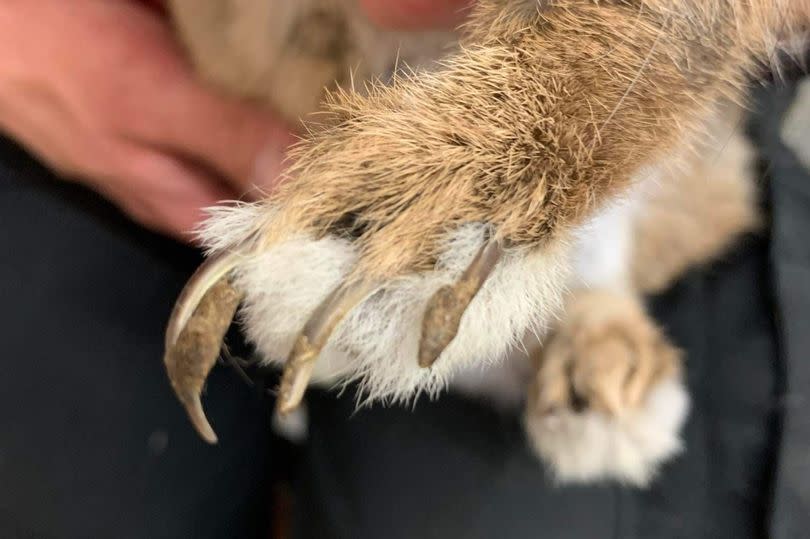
[0,145,275,539]
[755,82,810,539]
[290,81,807,539]
[0,78,807,538]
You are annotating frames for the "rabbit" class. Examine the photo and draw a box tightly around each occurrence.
[163,0,804,485]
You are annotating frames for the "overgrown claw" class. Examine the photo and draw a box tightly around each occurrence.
[276,282,374,415]
[418,239,504,368]
[179,393,219,445]
[163,252,243,444]
[276,336,319,416]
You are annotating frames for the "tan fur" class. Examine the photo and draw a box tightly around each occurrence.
[529,290,680,417]
[523,287,689,485]
[240,0,801,282]
[632,113,761,293]
[168,0,316,120]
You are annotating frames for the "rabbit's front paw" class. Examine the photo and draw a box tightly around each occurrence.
[164,90,579,441]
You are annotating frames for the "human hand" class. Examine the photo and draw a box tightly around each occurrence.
[0,0,294,241]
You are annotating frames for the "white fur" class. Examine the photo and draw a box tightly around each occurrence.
[272,404,309,444]
[571,197,635,291]
[523,379,690,486]
[196,202,272,252]
[451,171,649,406]
[199,216,570,404]
[571,169,657,292]
[781,78,810,172]
[523,169,689,486]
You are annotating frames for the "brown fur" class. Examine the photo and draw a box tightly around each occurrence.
[250,0,801,282]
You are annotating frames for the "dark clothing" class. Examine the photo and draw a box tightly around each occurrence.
[293,201,782,538]
[0,150,273,538]
[1,79,808,538]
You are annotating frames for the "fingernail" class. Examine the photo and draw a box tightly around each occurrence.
[247,132,296,200]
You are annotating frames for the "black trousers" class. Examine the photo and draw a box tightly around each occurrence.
[1,78,807,538]
[0,144,274,538]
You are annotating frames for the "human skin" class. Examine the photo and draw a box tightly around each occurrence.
[0,0,468,241]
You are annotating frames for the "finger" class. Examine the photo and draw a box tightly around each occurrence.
[106,9,297,197]
[143,74,297,197]
[359,0,473,30]
[98,147,238,242]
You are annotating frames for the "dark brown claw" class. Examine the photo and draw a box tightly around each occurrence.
[418,239,504,368]
[163,252,243,444]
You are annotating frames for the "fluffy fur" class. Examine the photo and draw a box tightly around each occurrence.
[525,379,689,485]
[781,78,810,172]
[170,0,806,484]
[525,286,684,484]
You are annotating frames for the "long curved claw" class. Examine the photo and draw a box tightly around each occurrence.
[165,251,242,350]
[418,239,504,368]
[276,282,374,416]
[163,252,244,443]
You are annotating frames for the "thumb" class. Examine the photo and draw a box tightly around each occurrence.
[149,72,298,197]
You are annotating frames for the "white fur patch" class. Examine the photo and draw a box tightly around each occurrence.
[199,208,572,404]
[196,202,271,253]
[572,198,634,291]
[523,379,690,486]
[571,169,655,292]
